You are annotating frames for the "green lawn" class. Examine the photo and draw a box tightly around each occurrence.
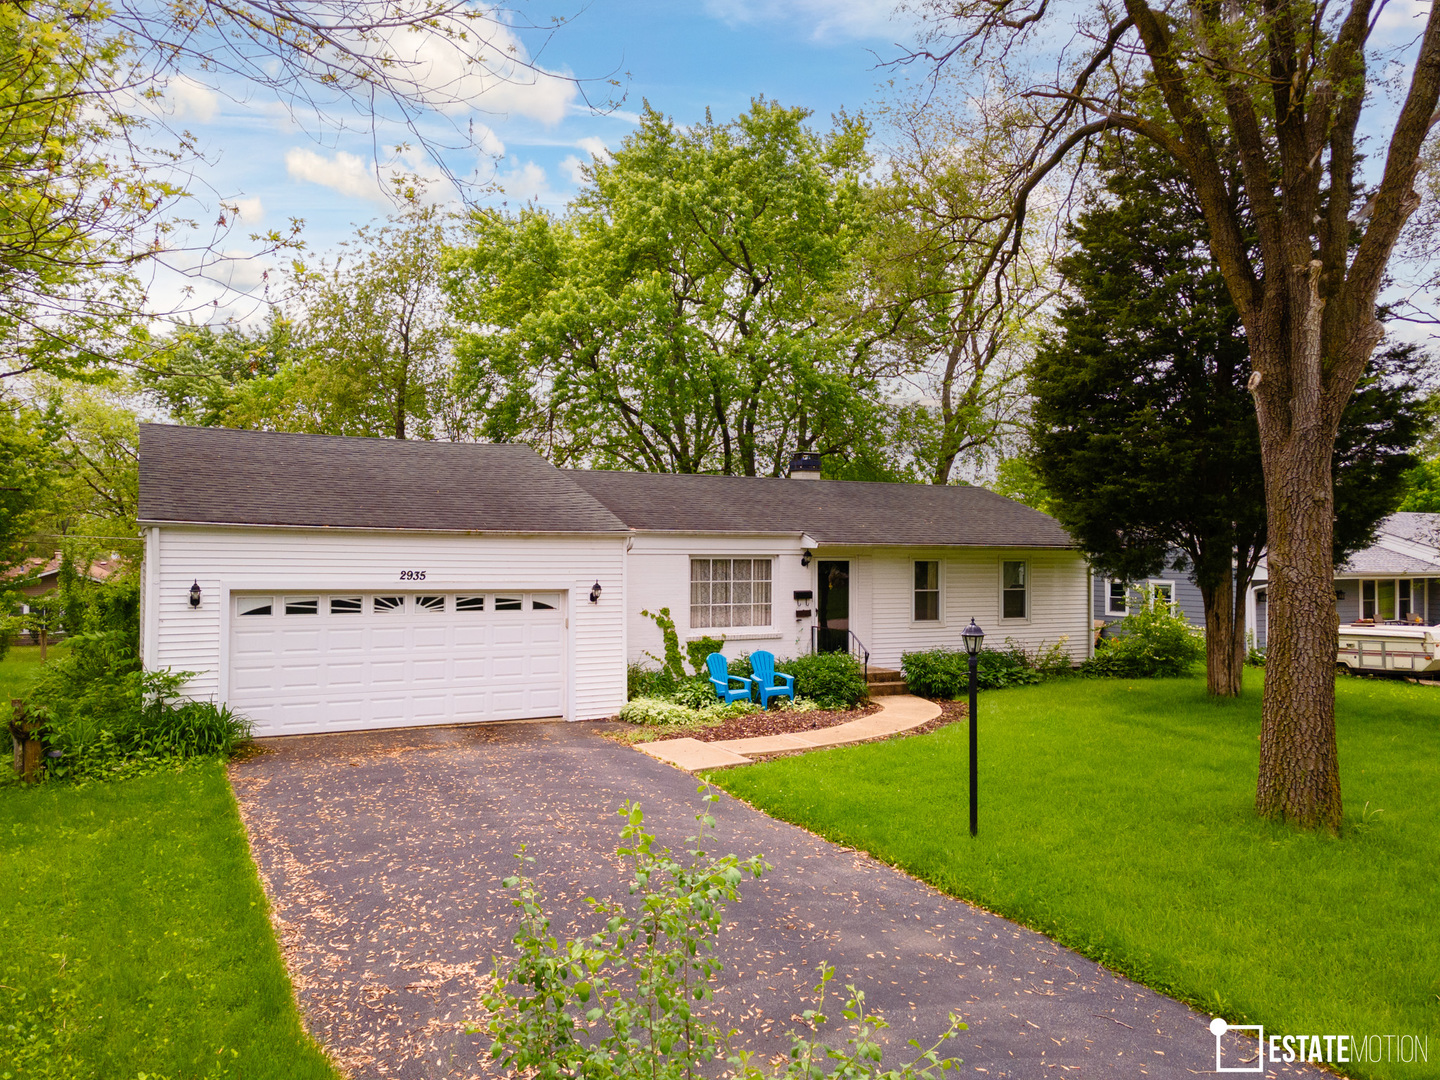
[709,673,1440,1080]
[1,643,45,705]
[0,761,339,1079]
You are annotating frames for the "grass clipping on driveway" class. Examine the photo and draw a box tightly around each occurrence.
[708,674,1438,1080]
[0,761,338,1080]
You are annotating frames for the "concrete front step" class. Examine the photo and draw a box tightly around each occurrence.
[866,668,909,696]
[868,681,910,697]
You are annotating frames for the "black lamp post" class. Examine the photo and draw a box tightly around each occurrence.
[961,617,985,837]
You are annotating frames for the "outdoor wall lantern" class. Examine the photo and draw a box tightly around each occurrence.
[589,581,603,603]
[801,549,813,567]
[961,617,985,838]
[189,580,202,609]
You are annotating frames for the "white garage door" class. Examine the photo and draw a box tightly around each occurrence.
[228,590,567,736]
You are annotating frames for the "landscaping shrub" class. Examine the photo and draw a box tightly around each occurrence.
[617,697,754,726]
[483,798,964,1079]
[901,647,1043,697]
[1079,600,1204,678]
[669,675,722,709]
[774,652,868,709]
[17,571,252,782]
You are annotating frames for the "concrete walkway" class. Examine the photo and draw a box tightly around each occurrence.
[637,693,943,771]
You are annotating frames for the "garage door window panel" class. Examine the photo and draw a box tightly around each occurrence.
[330,596,362,614]
[237,596,273,617]
[416,595,446,612]
[496,596,523,611]
[285,597,319,615]
[374,595,404,613]
[456,595,485,611]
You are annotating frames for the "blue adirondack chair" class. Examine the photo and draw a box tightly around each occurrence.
[749,650,795,708]
[707,653,753,704]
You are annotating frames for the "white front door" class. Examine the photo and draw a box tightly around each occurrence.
[228,591,567,736]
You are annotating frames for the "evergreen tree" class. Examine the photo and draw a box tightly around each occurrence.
[1031,136,1421,696]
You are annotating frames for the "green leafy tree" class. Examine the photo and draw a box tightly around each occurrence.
[1030,137,1422,698]
[143,315,297,428]
[0,400,58,600]
[446,100,897,476]
[862,100,1055,484]
[0,3,180,382]
[910,0,1440,831]
[224,202,461,440]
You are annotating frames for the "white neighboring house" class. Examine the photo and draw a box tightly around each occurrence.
[1245,512,1440,648]
[139,426,1091,738]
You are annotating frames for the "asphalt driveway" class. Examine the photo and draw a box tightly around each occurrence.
[230,720,1320,1079]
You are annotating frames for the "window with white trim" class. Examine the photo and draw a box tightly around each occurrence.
[691,558,773,628]
[1149,580,1175,612]
[1107,579,1127,616]
[913,560,940,621]
[1001,560,1027,619]
[1359,578,1428,622]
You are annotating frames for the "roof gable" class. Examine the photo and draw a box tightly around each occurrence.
[137,425,628,534]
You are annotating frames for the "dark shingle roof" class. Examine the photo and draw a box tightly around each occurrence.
[138,425,628,533]
[566,470,1073,548]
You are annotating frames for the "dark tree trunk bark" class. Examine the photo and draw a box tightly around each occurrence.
[1201,571,1243,697]
[1252,328,1345,832]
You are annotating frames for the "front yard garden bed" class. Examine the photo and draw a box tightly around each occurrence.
[709,673,1439,1080]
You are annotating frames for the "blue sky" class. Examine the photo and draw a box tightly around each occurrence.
[149,0,1436,327]
[156,1,919,317]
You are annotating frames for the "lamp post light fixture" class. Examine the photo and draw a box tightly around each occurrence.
[189,580,202,609]
[961,617,985,837]
[589,581,603,604]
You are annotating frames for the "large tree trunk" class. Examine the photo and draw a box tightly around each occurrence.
[1252,325,1345,832]
[1201,571,1243,697]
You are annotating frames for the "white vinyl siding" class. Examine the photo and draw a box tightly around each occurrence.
[147,526,626,722]
[860,548,1090,669]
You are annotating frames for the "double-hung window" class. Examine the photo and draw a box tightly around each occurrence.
[1107,579,1127,616]
[1001,560,1028,620]
[691,558,772,628]
[913,560,940,621]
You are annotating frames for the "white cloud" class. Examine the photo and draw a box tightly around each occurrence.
[559,155,586,184]
[231,196,265,224]
[576,136,609,159]
[702,0,899,41]
[497,160,552,203]
[1375,0,1431,30]
[285,146,459,206]
[369,15,578,124]
[285,147,390,203]
[164,75,220,123]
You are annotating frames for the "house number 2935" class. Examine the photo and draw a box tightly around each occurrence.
[399,570,427,580]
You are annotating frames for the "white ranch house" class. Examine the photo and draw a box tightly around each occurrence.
[138,425,1092,737]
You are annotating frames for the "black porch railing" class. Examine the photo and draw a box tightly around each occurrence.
[811,626,870,683]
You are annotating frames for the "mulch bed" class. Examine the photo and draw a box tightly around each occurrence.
[687,701,881,742]
[605,696,969,747]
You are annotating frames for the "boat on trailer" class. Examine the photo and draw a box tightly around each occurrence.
[1337,623,1440,674]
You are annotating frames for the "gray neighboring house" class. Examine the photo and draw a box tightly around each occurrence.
[1247,512,1440,646]
[1091,558,1209,637]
